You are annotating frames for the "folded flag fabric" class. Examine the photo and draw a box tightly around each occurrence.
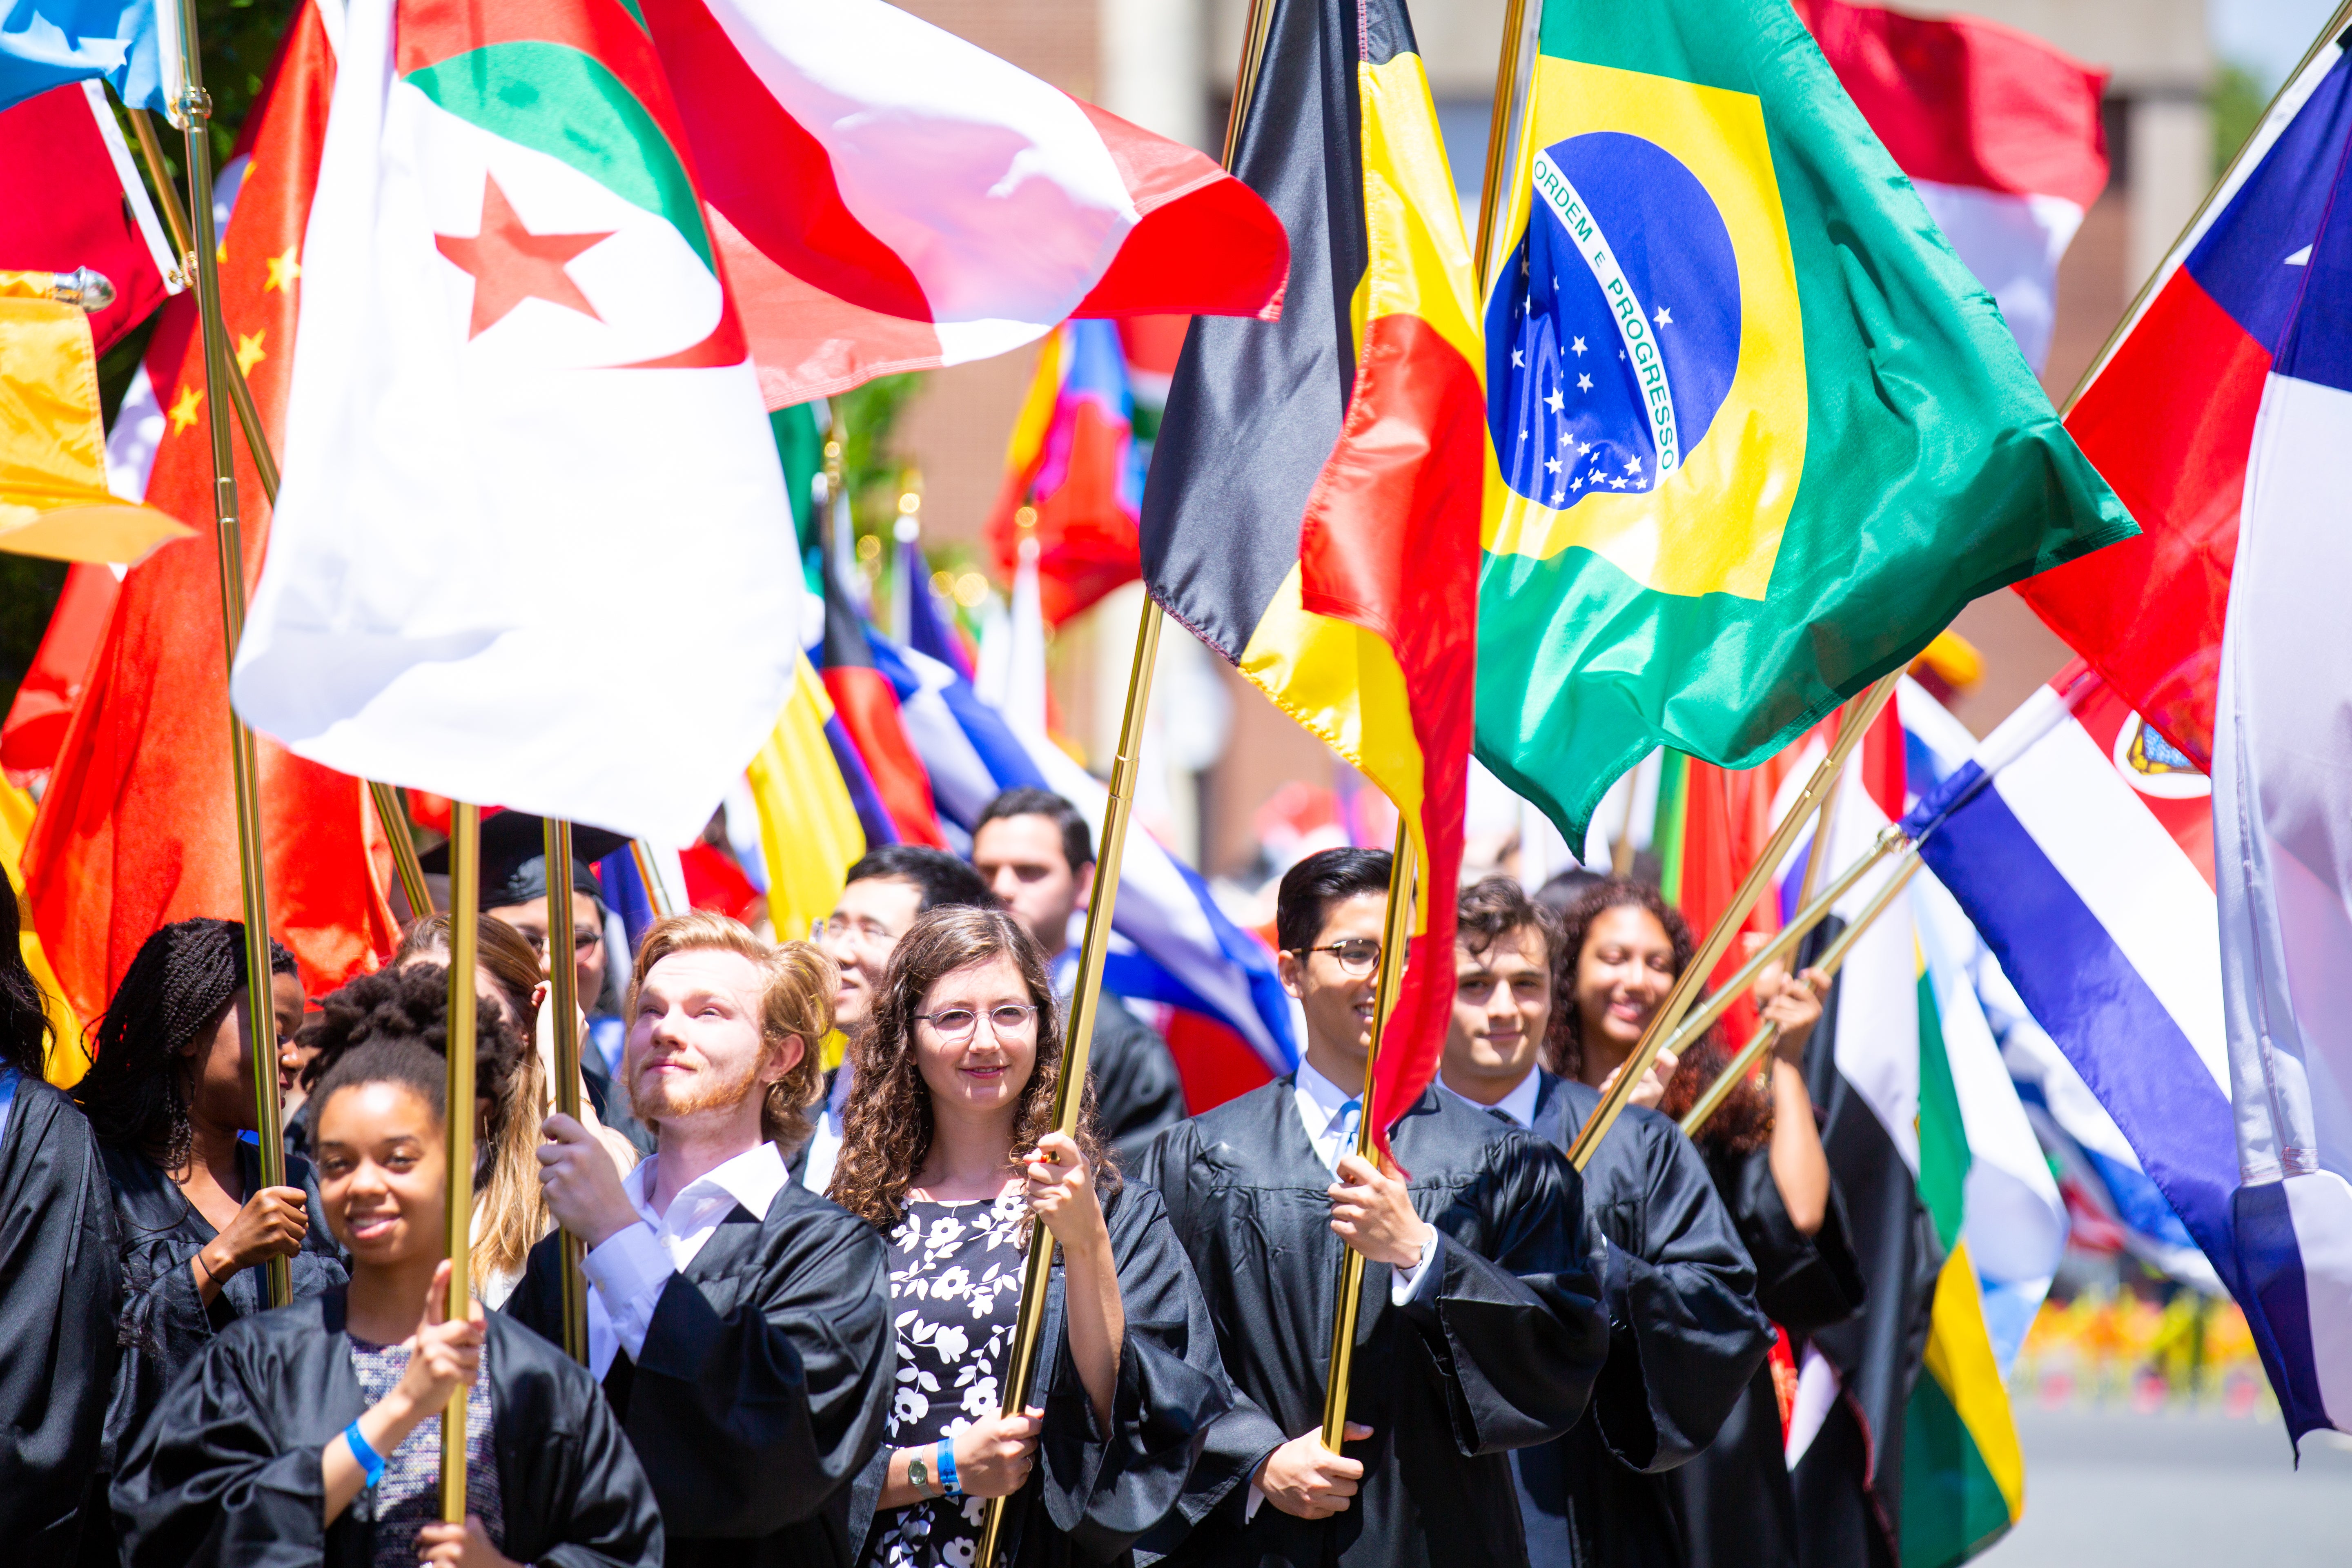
[635,0,1287,405]
[0,780,86,1082]
[1140,0,1478,1152]
[2016,33,2352,766]
[0,560,116,773]
[0,281,189,564]
[1794,0,2108,372]
[232,0,802,846]
[817,553,943,849]
[0,0,172,113]
[867,630,1296,1079]
[25,1,402,1014]
[743,652,864,944]
[1473,0,2133,843]
[986,319,1147,627]
[1909,667,2350,1441]
[2208,79,2352,1442]
[0,82,177,352]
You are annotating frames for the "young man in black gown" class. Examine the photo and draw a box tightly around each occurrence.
[1440,876,1777,1566]
[1134,848,1610,1568]
[516,911,895,1567]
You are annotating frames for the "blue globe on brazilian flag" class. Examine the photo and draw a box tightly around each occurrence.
[1474,0,2134,839]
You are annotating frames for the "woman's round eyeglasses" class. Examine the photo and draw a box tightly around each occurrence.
[913,1003,1041,1044]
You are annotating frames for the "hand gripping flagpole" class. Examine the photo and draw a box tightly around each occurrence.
[544,818,591,1365]
[164,0,291,1307]
[125,105,437,929]
[1680,850,1924,1138]
[1320,821,1416,1449]
[970,2,1273,1555]
[972,591,1165,1568]
[1564,670,1901,1171]
[441,806,482,1521]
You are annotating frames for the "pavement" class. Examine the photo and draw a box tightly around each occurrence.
[1985,1404,2352,1564]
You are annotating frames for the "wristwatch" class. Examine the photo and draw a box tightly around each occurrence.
[907,1449,933,1495]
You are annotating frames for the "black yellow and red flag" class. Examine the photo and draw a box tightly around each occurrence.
[1138,0,1481,1152]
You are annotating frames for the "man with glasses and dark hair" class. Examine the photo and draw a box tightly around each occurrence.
[970,786,1186,1160]
[1132,846,1609,1568]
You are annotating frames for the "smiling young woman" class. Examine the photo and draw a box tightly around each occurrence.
[111,967,659,1568]
[828,906,1229,1568]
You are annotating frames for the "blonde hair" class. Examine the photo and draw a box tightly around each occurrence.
[628,910,833,1147]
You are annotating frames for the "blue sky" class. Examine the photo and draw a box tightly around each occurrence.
[2214,0,2343,85]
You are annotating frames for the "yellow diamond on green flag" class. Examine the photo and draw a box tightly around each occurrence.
[1475,0,2134,840]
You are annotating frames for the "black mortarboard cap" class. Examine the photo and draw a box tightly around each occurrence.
[417,811,630,912]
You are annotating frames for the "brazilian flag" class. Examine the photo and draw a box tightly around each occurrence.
[1474,0,2134,837]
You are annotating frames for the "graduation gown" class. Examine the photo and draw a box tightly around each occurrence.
[1132,1078,1610,1568]
[112,1292,662,1567]
[846,1180,1231,1567]
[1515,1072,1773,1568]
[1087,995,1188,1167]
[1666,1143,1864,1568]
[96,1139,350,1478]
[0,1078,122,1567]
[510,1176,897,1568]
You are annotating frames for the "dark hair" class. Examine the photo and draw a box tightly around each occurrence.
[1533,867,1606,919]
[1457,876,1563,967]
[974,788,1093,874]
[301,964,523,1161]
[310,1036,453,1135]
[0,867,51,1080]
[74,918,299,1167]
[844,844,1000,915]
[829,906,1115,1234]
[1546,878,1771,1154]
[1275,847,1392,957]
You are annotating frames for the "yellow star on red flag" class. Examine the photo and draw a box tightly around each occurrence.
[167,383,203,436]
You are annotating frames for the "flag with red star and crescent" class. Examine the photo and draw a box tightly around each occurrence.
[24,1,405,1022]
[231,0,799,842]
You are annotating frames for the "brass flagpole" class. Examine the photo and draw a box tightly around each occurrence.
[1320,821,1415,1448]
[971,590,1164,1568]
[1681,852,1924,1137]
[1564,670,1901,1171]
[165,0,289,1305]
[971,0,1278,1553]
[543,817,591,1365]
[440,804,482,1520]
[125,107,436,929]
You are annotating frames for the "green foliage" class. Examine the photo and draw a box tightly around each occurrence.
[833,374,925,541]
[2212,60,2270,179]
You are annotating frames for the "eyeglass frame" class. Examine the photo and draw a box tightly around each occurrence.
[911,1002,1045,1043]
[1287,939,1385,977]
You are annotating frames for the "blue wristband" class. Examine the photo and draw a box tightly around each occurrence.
[935,1436,960,1497]
[343,1421,387,1489]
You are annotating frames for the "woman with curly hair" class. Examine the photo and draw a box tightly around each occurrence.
[68,917,349,1553]
[114,962,661,1568]
[829,905,1227,1568]
[1548,878,1865,1568]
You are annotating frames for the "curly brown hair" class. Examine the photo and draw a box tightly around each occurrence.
[1546,878,1772,1155]
[828,906,1116,1235]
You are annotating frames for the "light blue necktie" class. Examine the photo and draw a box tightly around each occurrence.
[1332,1098,1362,1170]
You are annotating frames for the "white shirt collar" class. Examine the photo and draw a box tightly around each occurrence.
[1440,1067,1542,1129]
[1294,1056,1361,1127]
[626,1138,788,1229]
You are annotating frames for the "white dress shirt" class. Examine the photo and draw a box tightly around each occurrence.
[1290,1059,1442,1306]
[1438,1066,1542,1130]
[581,1140,789,1379]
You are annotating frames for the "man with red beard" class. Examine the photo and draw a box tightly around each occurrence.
[517,911,895,1568]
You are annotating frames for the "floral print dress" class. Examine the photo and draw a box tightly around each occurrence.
[872,1191,1029,1568]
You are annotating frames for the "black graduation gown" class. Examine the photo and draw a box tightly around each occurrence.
[847,1180,1230,1567]
[1515,1072,1774,1568]
[1666,1143,1865,1568]
[111,1291,662,1567]
[1088,995,1188,1167]
[0,1078,122,1568]
[509,1174,897,1568]
[1131,1078,1610,1568]
[95,1138,350,1478]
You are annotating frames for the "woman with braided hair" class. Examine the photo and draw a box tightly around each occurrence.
[0,866,122,1567]
[69,916,348,1554]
